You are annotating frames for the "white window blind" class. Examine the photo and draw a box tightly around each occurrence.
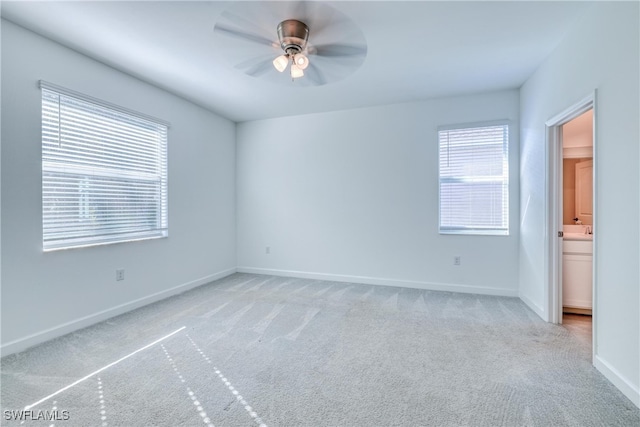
[438,123,509,235]
[41,81,169,251]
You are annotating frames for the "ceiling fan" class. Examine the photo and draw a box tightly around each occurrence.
[213,2,367,86]
[272,19,311,79]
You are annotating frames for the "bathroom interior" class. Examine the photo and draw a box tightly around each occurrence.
[561,109,593,338]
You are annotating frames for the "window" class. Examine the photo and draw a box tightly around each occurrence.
[41,81,168,251]
[438,123,509,235]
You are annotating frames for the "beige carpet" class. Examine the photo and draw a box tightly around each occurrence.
[2,273,638,426]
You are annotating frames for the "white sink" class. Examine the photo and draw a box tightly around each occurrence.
[563,232,593,241]
[563,224,594,240]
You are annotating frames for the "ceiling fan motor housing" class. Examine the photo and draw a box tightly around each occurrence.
[277,19,309,54]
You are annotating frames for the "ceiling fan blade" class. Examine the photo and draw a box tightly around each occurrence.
[214,24,274,47]
[305,62,326,86]
[245,58,276,77]
[311,43,368,58]
[289,1,343,35]
[234,53,276,70]
[219,10,262,30]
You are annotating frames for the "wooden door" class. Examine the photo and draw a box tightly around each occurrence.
[575,159,593,225]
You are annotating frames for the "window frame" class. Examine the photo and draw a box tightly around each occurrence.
[40,81,170,251]
[437,120,510,236]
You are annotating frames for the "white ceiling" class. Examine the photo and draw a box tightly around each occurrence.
[1,1,592,122]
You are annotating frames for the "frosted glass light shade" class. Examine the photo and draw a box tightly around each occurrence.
[293,53,309,70]
[290,63,304,78]
[273,55,289,72]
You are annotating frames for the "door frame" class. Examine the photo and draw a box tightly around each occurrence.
[544,90,597,355]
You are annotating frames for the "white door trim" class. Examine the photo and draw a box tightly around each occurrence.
[544,90,597,359]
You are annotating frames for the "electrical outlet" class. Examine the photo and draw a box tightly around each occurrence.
[116,269,125,281]
[265,246,271,254]
[453,256,461,266]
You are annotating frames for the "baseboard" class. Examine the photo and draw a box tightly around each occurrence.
[0,268,236,357]
[563,299,592,309]
[594,354,640,408]
[518,292,547,321]
[236,266,518,297]
[562,307,592,315]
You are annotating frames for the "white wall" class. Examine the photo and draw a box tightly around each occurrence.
[519,2,639,405]
[237,91,520,296]
[1,20,237,354]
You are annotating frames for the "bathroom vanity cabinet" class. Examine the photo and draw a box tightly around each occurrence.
[562,238,592,312]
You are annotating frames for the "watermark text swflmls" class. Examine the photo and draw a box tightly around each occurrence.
[4,409,70,421]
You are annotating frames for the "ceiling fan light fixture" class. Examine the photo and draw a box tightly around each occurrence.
[293,53,309,70]
[273,54,289,72]
[290,63,304,79]
[214,3,367,87]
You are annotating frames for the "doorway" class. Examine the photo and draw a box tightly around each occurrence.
[545,92,596,358]
[561,110,593,319]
